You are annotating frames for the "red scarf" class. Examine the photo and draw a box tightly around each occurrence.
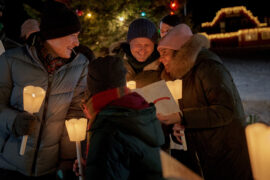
[82,87,130,158]
[37,43,69,74]
[46,58,67,74]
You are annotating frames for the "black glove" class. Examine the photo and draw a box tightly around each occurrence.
[12,111,38,136]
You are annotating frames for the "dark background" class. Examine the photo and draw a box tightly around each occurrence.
[188,0,269,23]
[1,0,269,44]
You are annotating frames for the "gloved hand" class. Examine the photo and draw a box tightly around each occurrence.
[12,111,38,136]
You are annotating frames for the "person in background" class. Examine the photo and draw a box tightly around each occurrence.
[1,0,45,44]
[159,14,182,38]
[0,1,88,179]
[157,23,253,180]
[20,19,40,42]
[79,55,165,179]
[110,18,161,82]
[159,13,188,160]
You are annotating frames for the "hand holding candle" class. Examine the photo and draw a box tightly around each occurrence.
[65,118,87,180]
[14,112,37,136]
[20,86,45,155]
[166,80,187,151]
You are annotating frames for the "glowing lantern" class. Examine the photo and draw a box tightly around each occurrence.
[20,86,46,155]
[65,118,87,180]
[166,80,187,151]
[246,123,270,179]
[126,81,136,90]
[166,80,182,105]
[65,118,87,142]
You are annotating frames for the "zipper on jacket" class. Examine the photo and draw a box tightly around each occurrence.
[31,74,53,175]
[195,151,205,178]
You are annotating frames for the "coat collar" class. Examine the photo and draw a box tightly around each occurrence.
[26,45,87,72]
[163,34,210,80]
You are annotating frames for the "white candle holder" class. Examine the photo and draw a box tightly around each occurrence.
[246,123,270,179]
[65,118,87,180]
[21,86,45,155]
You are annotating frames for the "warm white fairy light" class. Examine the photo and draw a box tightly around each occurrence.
[86,13,92,18]
[201,6,267,28]
[119,17,124,22]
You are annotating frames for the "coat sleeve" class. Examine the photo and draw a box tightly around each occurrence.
[65,63,88,120]
[183,60,237,129]
[0,54,19,136]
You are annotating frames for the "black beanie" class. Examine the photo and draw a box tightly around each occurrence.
[127,18,158,43]
[161,14,182,27]
[40,1,81,40]
[87,56,127,96]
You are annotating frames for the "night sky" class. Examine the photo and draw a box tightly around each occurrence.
[188,0,269,25]
[1,0,269,43]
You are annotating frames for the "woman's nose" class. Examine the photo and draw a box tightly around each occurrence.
[73,37,80,46]
[159,56,166,63]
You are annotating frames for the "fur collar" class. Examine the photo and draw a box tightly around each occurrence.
[165,34,210,79]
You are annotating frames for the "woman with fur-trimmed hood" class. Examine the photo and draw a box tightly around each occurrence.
[157,24,253,180]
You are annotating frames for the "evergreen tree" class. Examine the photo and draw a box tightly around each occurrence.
[71,0,171,55]
[24,0,194,55]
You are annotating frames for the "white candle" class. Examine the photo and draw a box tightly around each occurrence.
[65,118,87,180]
[166,80,182,105]
[127,81,136,90]
[65,118,87,142]
[246,123,270,179]
[166,80,187,151]
[20,86,45,156]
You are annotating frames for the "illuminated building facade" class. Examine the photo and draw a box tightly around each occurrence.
[201,6,270,47]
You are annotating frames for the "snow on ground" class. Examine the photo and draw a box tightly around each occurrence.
[214,47,270,123]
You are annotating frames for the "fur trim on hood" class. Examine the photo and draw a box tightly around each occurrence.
[167,33,210,79]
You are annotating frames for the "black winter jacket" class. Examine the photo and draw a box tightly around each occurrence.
[161,34,253,180]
